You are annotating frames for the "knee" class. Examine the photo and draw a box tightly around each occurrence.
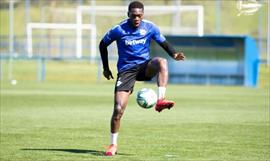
[157,57,167,70]
[112,104,125,120]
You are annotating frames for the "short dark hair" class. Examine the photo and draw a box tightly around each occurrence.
[128,1,144,11]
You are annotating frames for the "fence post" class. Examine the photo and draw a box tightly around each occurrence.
[60,36,64,59]
[37,57,46,82]
[97,57,102,82]
[0,58,3,81]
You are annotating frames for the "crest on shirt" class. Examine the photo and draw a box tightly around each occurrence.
[139,29,147,36]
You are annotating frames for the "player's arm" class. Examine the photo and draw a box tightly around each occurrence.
[99,40,114,80]
[158,40,185,61]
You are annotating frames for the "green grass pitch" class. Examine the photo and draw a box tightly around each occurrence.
[0,81,269,161]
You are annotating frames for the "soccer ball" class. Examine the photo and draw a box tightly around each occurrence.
[136,88,157,109]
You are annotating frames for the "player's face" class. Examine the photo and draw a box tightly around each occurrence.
[128,8,144,28]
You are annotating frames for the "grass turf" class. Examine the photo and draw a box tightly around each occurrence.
[0,82,269,161]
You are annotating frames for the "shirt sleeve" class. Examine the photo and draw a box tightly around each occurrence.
[151,24,166,44]
[102,25,120,45]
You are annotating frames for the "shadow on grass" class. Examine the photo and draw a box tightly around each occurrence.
[21,148,104,156]
[21,148,132,156]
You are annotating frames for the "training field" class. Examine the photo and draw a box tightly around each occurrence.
[1,81,269,161]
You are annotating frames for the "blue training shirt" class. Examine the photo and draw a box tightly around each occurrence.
[102,19,166,73]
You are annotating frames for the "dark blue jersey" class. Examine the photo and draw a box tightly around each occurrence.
[102,19,166,72]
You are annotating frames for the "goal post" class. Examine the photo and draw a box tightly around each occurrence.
[26,22,96,60]
[76,5,204,36]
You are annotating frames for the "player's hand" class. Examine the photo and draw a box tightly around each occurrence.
[103,69,114,80]
[173,52,185,61]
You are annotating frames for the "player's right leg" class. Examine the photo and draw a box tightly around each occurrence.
[106,91,130,156]
[106,68,137,156]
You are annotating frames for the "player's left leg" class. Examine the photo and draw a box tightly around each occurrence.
[145,57,175,112]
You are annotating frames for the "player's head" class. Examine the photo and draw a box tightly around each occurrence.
[127,1,144,28]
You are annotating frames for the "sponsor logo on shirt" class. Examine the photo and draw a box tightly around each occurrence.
[125,38,146,46]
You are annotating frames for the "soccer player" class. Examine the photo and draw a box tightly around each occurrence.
[99,1,185,156]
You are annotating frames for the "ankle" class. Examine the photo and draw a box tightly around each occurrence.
[111,133,118,145]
